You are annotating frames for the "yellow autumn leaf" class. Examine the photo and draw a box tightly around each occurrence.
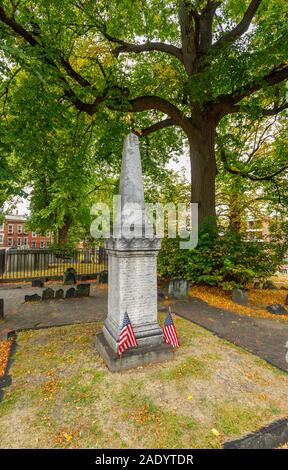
[187,395,193,400]
[211,428,220,437]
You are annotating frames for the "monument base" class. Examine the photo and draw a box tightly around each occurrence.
[95,332,174,372]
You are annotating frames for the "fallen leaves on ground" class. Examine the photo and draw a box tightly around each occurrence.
[0,338,13,377]
[189,285,288,322]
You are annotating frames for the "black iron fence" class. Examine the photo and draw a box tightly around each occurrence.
[0,247,108,282]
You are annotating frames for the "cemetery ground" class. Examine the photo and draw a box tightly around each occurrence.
[0,278,288,448]
[0,318,288,449]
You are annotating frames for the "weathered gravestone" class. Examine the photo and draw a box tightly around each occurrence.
[25,294,41,302]
[99,271,108,284]
[231,288,248,306]
[263,280,278,290]
[95,134,173,371]
[42,288,55,301]
[63,268,77,285]
[55,289,64,300]
[0,299,4,319]
[77,283,90,297]
[266,304,288,315]
[168,278,189,299]
[66,287,76,298]
[32,279,44,288]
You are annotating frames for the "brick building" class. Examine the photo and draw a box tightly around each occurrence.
[0,214,52,249]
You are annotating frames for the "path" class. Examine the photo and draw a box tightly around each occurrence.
[0,283,107,339]
[171,297,288,372]
[1,283,288,372]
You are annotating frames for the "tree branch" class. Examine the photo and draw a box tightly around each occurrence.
[113,40,183,62]
[212,0,263,50]
[214,64,288,116]
[130,95,190,132]
[220,148,288,181]
[135,118,176,137]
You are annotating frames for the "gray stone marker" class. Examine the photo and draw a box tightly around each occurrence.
[0,299,4,319]
[77,283,90,297]
[42,288,55,301]
[63,268,77,285]
[168,278,189,299]
[95,134,173,371]
[263,280,278,290]
[32,279,44,288]
[231,288,248,306]
[55,289,64,300]
[66,287,76,298]
[25,294,41,302]
[266,304,288,315]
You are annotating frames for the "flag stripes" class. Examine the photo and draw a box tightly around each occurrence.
[118,312,138,355]
[163,307,180,348]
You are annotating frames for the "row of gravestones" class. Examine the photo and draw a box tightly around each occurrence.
[166,279,288,317]
[31,269,108,288]
[25,284,90,302]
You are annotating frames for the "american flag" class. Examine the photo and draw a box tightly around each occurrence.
[163,307,180,348]
[118,312,138,355]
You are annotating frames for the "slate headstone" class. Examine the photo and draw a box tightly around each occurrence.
[231,288,248,306]
[66,287,76,298]
[266,304,288,315]
[99,270,108,284]
[0,299,4,319]
[168,278,189,299]
[263,280,278,290]
[63,267,77,285]
[42,288,55,301]
[32,279,44,288]
[25,294,41,303]
[55,289,64,300]
[77,283,90,297]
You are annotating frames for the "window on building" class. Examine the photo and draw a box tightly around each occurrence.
[17,224,23,234]
[31,241,36,248]
[0,234,3,244]
[8,237,13,246]
[23,237,29,247]
[40,241,45,248]
[17,238,22,247]
[32,231,37,238]
[46,231,51,237]
[248,221,254,229]
[8,224,13,234]
[0,223,4,232]
[46,241,50,248]
[23,225,28,235]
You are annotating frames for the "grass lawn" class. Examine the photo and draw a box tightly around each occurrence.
[0,316,287,449]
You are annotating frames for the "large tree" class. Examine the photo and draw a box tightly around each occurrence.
[1,0,288,224]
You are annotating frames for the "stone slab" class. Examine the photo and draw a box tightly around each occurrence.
[95,331,174,372]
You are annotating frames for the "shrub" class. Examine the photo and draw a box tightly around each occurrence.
[158,226,287,290]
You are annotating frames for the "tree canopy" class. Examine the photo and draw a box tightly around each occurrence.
[0,0,288,228]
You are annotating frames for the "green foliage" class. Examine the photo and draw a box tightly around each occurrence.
[158,226,288,290]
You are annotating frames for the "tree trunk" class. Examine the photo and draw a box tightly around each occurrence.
[57,216,72,245]
[188,117,217,226]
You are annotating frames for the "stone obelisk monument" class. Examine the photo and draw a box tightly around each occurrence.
[95,134,173,371]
